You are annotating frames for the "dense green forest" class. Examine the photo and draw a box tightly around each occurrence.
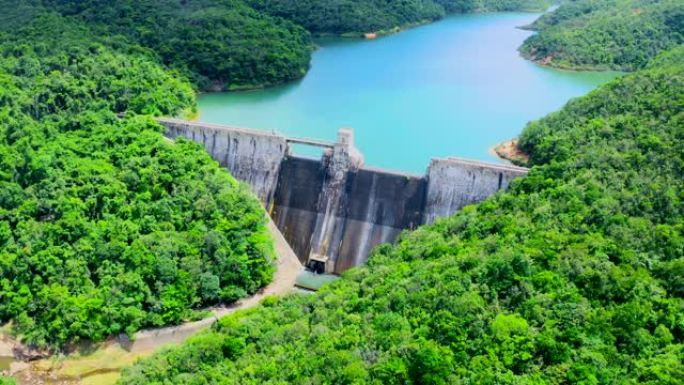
[248,0,550,35]
[40,0,314,90]
[520,0,684,70]
[0,12,275,348]
[118,45,684,384]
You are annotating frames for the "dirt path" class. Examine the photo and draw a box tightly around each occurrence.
[12,216,303,385]
[127,218,302,353]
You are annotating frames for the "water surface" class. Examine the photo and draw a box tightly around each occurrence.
[199,13,619,173]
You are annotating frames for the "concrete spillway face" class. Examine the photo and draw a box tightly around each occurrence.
[307,129,363,273]
[332,168,427,272]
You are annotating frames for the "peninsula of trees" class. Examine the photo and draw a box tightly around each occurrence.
[247,0,550,35]
[10,0,313,91]
[11,0,552,93]
[520,0,684,70]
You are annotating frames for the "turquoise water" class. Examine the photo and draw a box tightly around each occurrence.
[198,13,619,173]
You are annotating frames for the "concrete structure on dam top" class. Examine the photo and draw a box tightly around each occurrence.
[159,118,529,274]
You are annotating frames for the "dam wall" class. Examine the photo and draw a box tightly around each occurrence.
[271,156,427,273]
[158,118,529,274]
[160,118,287,205]
[424,157,529,224]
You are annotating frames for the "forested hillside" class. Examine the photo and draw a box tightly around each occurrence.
[0,13,275,348]
[248,0,550,35]
[520,0,684,70]
[40,0,314,90]
[435,0,550,12]
[647,44,684,69]
[118,47,684,384]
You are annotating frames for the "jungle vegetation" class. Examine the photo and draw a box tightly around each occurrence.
[40,0,314,91]
[520,0,684,71]
[247,0,551,35]
[118,44,684,384]
[0,12,275,348]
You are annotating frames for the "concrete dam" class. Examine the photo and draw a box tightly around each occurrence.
[159,118,529,274]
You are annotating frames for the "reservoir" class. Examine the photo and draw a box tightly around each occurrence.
[198,12,619,173]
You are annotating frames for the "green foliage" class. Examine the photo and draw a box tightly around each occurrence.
[647,44,684,69]
[0,13,275,348]
[248,0,550,35]
[0,376,16,385]
[118,48,684,385]
[435,0,550,13]
[15,0,314,91]
[247,0,445,35]
[0,13,195,118]
[520,0,684,71]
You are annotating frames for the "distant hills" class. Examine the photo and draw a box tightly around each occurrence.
[521,0,684,70]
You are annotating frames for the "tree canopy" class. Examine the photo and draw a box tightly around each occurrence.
[39,0,314,91]
[248,0,550,35]
[118,44,684,384]
[0,12,275,348]
[520,0,684,71]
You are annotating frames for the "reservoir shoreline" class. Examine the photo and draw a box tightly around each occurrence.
[196,12,619,173]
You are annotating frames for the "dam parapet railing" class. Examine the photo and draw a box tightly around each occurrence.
[158,118,529,274]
